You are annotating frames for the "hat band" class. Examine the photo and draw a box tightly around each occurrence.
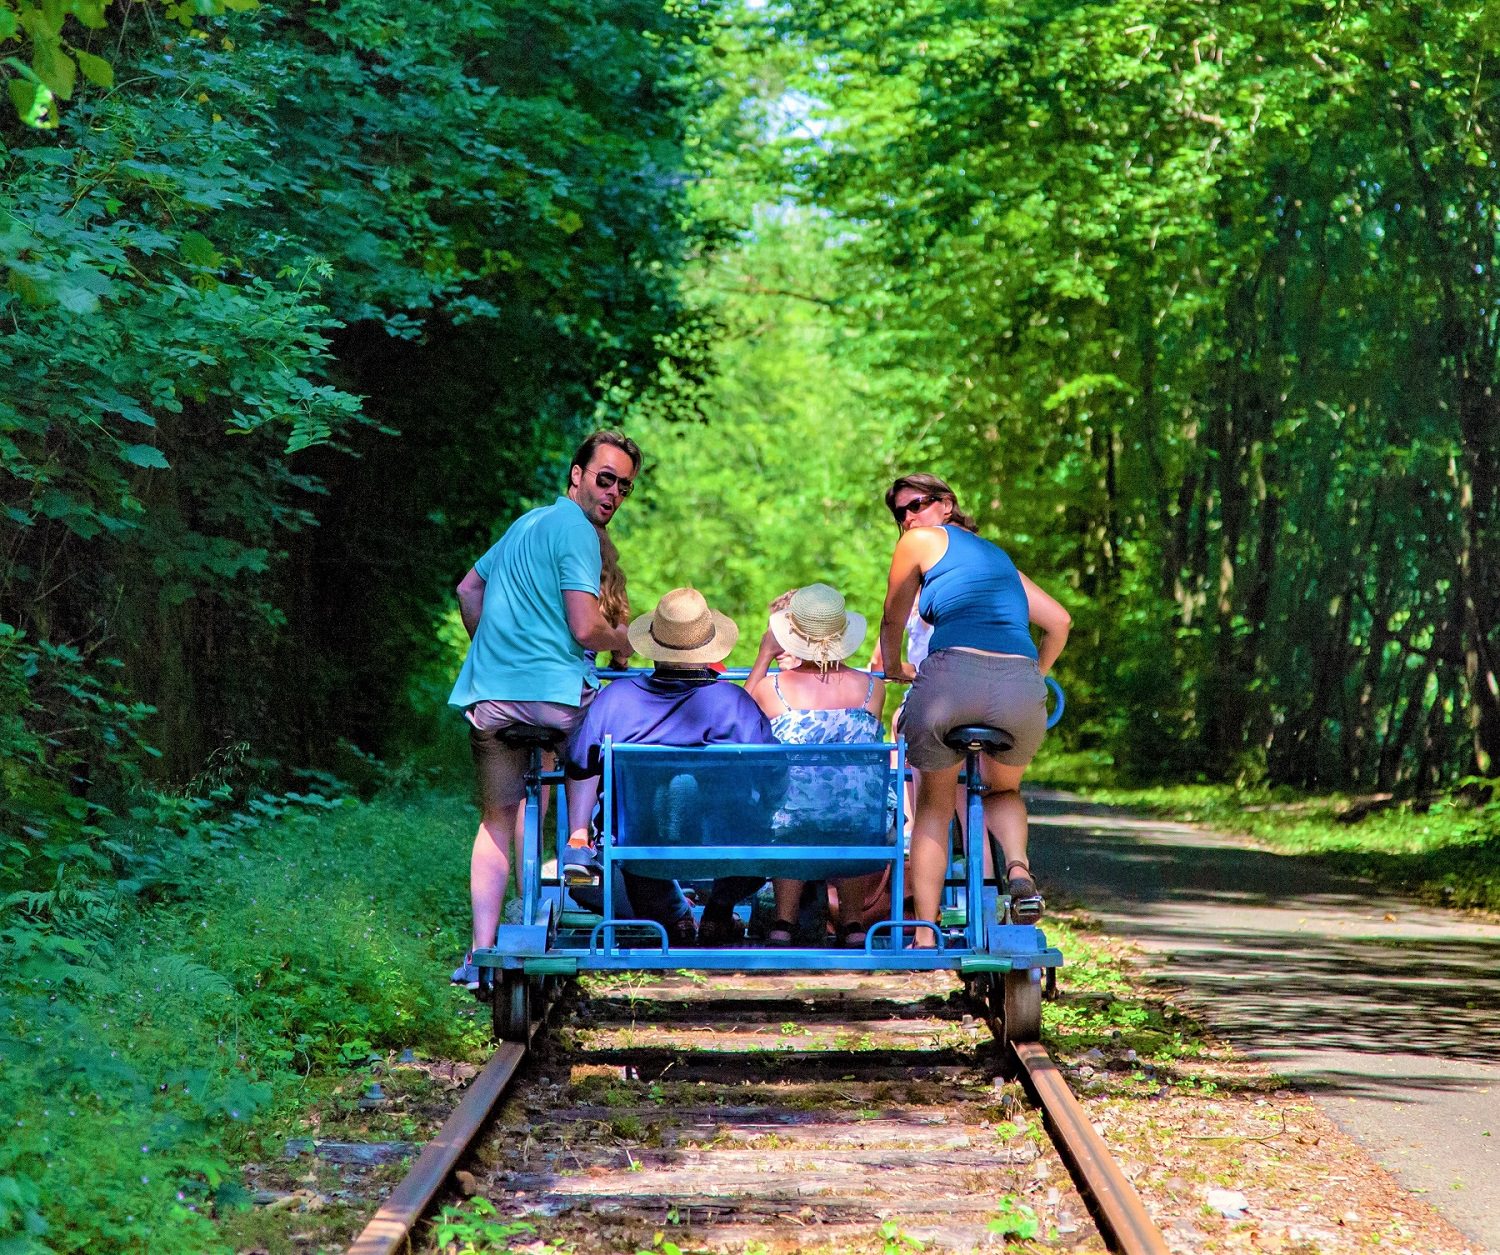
[788,612,848,644]
[651,617,715,651]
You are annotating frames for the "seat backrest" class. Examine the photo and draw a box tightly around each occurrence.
[604,741,900,880]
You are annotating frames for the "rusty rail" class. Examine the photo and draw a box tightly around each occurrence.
[1012,1040,1170,1255]
[347,1043,526,1255]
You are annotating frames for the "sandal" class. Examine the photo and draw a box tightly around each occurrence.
[697,908,745,948]
[835,921,868,949]
[766,919,795,947]
[1004,859,1044,925]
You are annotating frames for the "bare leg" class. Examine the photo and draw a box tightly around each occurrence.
[978,759,1028,875]
[470,741,526,952]
[565,774,601,846]
[772,879,803,927]
[910,763,962,945]
[832,870,883,940]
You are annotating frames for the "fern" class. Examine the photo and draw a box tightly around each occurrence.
[117,954,235,1003]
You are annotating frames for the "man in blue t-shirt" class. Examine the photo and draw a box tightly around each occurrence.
[448,430,640,989]
[564,587,780,946]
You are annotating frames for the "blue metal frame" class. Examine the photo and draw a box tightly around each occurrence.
[472,721,1064,980]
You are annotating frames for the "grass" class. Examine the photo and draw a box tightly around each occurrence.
[1,788,488,1253]
[1031,747,1500,914]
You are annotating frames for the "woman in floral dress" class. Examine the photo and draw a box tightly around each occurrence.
[745,583,892,946]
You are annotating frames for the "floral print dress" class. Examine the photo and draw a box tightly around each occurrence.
[768,673,897,840]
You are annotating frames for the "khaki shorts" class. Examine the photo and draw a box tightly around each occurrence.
[900,650,1047,771]
[466,688,596,811]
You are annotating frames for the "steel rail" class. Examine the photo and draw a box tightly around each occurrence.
[1012,1041,1170,1255]
[347,1043,526,1255]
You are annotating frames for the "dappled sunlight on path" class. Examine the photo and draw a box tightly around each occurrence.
[1027,791,1500,1250]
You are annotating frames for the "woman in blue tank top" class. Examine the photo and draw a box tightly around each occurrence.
[877,473,1072,942]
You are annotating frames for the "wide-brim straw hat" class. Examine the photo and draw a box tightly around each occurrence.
[628,587,740,664]
[769,583,867,667]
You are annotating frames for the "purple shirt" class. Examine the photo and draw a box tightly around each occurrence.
[564,672,775,780]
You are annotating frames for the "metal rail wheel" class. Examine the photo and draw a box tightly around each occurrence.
[492,971,533,1043]
[1001,968,1042,1042]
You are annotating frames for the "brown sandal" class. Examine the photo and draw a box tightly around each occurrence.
[1004,859,1044,925]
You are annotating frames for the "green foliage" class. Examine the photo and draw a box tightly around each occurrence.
[725,0,1500,789]
[433,1199,538,1255]
[878,1219,926,1254]
[0,788,483,1252]
[986,1195,1040,1241]
[613,211,901,659]
[0,0,258,126]
[3,0,711,923]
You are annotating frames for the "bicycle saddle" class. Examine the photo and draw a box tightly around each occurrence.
[942,725,1015,756]
[497,724,565,750]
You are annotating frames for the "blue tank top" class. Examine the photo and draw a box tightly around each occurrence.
[917,526,1038,659]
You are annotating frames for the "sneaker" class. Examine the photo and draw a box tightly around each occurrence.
[451,951,481,991]
[562,836,603,887]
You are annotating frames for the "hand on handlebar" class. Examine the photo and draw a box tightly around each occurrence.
[886,660,918,684]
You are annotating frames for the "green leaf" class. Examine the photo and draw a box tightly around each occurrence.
[54,281,100,313]
[31,39,76,101]
[73,49,113,88]
[0,11,18,40]
[180,230,223,269]
[6,75,55,128]
[119,444,170,469]
[73,0,109,28]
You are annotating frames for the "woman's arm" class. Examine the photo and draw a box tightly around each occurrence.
[879,529,942,683]
[743,628,783,717]
[865,675,887,718]
[1020,572,1071,677]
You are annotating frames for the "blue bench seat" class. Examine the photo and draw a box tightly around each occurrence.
[602,737,903,882]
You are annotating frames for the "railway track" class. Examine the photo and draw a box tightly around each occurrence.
[350,970,1168,1254]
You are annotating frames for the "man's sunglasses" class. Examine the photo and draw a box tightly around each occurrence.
[592,469,634,497]
[892,494,940,522]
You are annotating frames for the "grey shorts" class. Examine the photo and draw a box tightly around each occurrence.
[466,689,596,810]
[900,649,1047,771]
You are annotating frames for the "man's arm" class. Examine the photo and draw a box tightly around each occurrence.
[456,567,486,639]
[563,589,631,655]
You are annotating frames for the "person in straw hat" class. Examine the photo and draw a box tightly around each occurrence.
[745,583,891,947]
[563,587,778,946]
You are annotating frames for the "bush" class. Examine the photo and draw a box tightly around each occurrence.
[0,789,482,1252]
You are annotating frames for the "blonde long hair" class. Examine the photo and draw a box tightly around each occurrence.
[598,527,631,671]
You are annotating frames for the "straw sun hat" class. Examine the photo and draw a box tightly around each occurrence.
[627,587,740,664]
[769,583,867,672]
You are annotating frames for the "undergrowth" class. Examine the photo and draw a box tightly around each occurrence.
[0,789,483,1253]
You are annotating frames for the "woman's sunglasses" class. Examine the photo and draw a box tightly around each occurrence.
[891,494,940,522]
[593,469,634,497]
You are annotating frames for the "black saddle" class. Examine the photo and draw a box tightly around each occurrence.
[497,723,565,751]
[942,724,1015,756]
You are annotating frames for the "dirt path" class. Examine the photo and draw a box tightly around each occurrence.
[1028,791,1500,1253]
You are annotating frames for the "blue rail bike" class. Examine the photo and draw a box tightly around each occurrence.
[470,675,1066,1047]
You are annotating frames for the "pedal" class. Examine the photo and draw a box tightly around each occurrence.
[562,861,602,887]
[1008,894,1044,926]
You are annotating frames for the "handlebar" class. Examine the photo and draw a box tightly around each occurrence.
[595,667,1066,728]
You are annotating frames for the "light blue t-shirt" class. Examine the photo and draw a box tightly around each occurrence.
[448,496,603,707]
